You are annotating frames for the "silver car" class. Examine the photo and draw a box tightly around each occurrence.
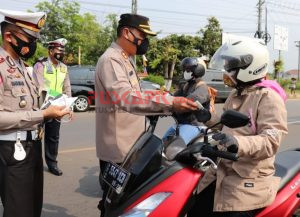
[202,69,232,101]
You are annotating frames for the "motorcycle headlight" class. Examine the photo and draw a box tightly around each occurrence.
[119,192,171,217]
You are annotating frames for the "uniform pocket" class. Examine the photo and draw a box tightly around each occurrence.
[222,175,274,209]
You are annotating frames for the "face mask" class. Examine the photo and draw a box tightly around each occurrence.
[10,34,37,59]
[223,71,237,88]
[128,30,149,55]
[54,52,64,61]
[184,71,193,81]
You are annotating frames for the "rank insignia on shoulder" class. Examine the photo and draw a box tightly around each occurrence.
[60,66,67,73]
[6,56,15,67]
[7,67,16,73]
[0,56,4,64]
[121,51,128,59]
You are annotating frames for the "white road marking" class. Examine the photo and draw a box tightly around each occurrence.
[59,147,95,154]
[288,121,300,125]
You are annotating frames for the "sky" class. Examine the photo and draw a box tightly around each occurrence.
[1,0,300,72]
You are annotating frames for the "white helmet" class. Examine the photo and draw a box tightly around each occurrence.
[209,40,269,87]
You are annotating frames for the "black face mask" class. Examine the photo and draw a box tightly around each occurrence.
[128,30,149,55]
[10,34,37,59]
[54,52,64,62]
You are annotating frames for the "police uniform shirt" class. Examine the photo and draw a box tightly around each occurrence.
[0,47,43,133]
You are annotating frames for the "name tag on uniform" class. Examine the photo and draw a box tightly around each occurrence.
[11,81,25,86]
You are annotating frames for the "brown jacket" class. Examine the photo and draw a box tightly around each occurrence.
[95,42,173,163]
[0,47,43,133]
[198,85,288,211]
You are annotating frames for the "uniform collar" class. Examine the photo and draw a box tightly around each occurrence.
[47,57,61,67]
[111,42,136,69]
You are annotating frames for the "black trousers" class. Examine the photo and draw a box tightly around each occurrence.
[44,119,61,168]
[0,139,43,217]
[187,181,261,217]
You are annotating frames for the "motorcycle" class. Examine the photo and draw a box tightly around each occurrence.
[101,110,300,217]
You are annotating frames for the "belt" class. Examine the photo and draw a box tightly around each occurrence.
[0,131,37,141]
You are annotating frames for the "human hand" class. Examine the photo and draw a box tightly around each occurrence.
[172,97,198,113]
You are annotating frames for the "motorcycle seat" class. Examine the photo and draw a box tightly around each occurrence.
[274,149,300,191]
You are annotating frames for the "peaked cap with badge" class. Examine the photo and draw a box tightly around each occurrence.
[118,13,157,36]
[47,38,68,52]
[0,9,46,38]
[0,9,48,217]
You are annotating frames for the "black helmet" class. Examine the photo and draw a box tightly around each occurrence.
[181,57,206,78]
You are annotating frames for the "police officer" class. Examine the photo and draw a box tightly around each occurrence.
[0,9,70,217]
[95,13,198,216]
[33,38,71,176]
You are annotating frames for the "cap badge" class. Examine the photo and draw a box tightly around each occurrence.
[37,15,46,28]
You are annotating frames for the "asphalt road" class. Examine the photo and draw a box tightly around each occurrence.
[1,100,300,217]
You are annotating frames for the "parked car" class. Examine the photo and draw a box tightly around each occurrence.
[202,69,232,101]
[69,66,161,112]
[68,65,95,112]
[140,80,161,90]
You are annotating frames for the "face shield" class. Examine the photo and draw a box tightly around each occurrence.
[209,43,253,87]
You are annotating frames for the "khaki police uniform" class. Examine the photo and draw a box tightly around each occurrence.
[0,9,46,217]
[95,42,173,163]
[33,38,71,175]
[196,86,288,212]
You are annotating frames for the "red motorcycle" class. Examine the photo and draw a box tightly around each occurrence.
[102,110,300,217]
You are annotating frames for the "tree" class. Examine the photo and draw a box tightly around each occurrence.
[35,0,109,65]
[146,34,200,89]
[197,17,222,57]
[274,59,284,79]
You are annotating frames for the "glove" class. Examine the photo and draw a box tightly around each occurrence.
[212,132,239,153]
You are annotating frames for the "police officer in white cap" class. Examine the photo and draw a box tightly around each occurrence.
[0,9,70,217]
[33,38,71,176]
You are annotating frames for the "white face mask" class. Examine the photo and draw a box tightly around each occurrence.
[184,71,193,81]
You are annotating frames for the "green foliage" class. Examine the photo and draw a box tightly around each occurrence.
[35,0,116,65]
[273,59,284,79]
[147,34,199,79]
[143,74,165,86]
[197,17,222,57]
[277,78,290,88]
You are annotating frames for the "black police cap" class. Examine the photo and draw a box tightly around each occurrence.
[118,13,157,36]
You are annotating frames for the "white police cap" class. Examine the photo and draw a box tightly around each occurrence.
[47,38,67,51]
[0,9,46,38]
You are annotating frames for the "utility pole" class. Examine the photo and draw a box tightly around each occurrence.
[132,0,137,14]
[132,0,137,64]
[255,0,265,38]
[265,6,268,44]
[295,41,300,81]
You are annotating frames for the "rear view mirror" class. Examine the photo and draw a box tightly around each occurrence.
[221,110,249,128]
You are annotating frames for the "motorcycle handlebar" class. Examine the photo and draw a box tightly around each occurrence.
[201,145,239,161]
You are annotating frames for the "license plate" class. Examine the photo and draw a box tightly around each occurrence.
[102,161,130,194]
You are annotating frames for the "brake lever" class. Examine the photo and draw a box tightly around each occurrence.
[193,153,218,169]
